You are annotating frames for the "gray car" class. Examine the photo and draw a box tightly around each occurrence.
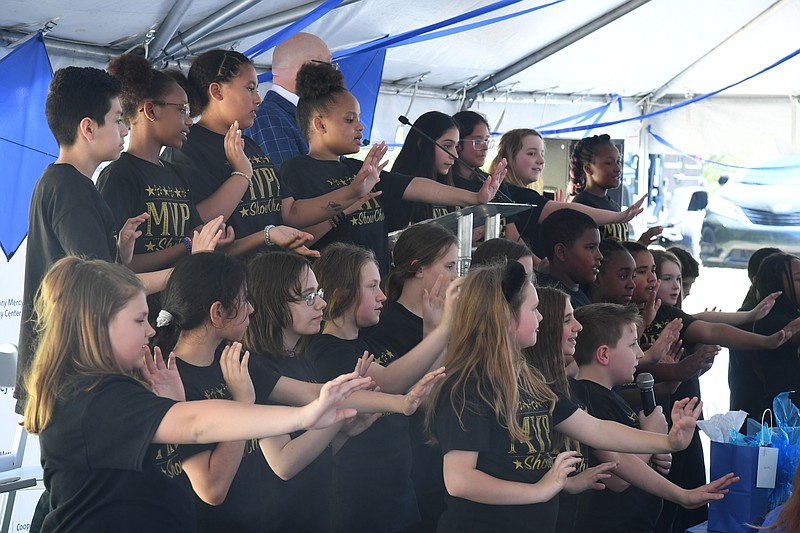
[700,155,800,267]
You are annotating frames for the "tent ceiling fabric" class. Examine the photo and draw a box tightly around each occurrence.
[2,0,798,101]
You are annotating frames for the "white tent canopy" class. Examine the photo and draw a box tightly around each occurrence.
[2,0,799,157]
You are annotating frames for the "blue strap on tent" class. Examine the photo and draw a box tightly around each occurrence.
[540,45,800,135]
[0,33,56,261]
[334,0,530,60]
[257,0,564,82]
[536,94,620,130]
[646,125,800,172]
[336,0,566,59]
[245,0,343,59]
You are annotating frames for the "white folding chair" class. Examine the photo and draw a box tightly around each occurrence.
[0,344,40,533]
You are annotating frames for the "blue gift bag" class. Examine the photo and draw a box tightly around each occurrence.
[707,441,771,533]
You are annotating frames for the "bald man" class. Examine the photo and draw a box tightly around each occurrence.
[246,32,332,166]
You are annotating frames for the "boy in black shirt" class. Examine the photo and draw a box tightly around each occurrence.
[16,66,137,414]
[536,209,601,308]
[570,304,737,533]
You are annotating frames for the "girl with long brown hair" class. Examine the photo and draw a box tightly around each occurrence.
[425,260,709,533]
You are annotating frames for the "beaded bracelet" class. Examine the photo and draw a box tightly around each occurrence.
[230,170,252,184]
[181,236,192,255]
[264,225,275,246]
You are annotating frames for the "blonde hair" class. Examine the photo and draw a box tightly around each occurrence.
[489,128,543,188]
[24,257,143,433]
[426,261,556,443]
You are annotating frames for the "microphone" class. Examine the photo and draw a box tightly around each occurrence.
[398,115,513,203]
[636,372,657,416]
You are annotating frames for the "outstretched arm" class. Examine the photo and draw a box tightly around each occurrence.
[593,448,737,506]
[281,143,387,227]
[403,160,507,207]
[556,397,702,454]
[685,317,800,350]
[153,371,370,444]
[443,449,580,505]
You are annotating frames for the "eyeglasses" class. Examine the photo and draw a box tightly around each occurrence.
[299,288,325,306]
[153,101,191,116]
[460,139,495,150]
[310,59,340,71]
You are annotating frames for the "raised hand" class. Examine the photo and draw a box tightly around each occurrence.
[680,473,739,508]
[563,461,617,494]
[650,453,672,475]
[637,226,663,246]
[350,143,387,197]
[642,318,682,363]
[639,406,667,434]
[667,397,703,451]
[301,372,373,429]
[266,225,320,258]
[642,280,662,327]
[422,274,448,333]
[437,276,464,334]
[354,351,376,377]
[117,211,149,265]
[476,158,507,203]
[749,291,781,322]
[224,121,252,180]
[191,215,228,253]
[538,451,581,501]
[220,342,255,404]
[141,346,185,401]
[618,194,647,223]
[678,344,719,377]
[402,367,446,416]
[760,316,800,349]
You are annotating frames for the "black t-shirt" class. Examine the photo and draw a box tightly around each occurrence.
[641,304,701,423]
[365,301,446,526]
[162,125,284,237]
[536,272,593,309]
[507,185,549,257]
[175,352,280,533]
[97,152,203,255]
[39,375,194,532]
[249,353,335,533]
[279,155,413,275]
[753,305,800,406]
[16,164,118,413]
[306,333,418,532]
[573,190,629,241]
[432,378,578,532]
[570,378,663,533]
[363,300,423,364]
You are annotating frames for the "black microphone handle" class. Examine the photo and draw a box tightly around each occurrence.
[640,387,657,416]
[397,115,513,203]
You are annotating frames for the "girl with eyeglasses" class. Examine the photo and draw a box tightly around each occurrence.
[451,110,520,241]
[100,54,313,271]
[23,255,369,532]
[99,54,231,272]
[154,251,441,532]
[280,61,506,274]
